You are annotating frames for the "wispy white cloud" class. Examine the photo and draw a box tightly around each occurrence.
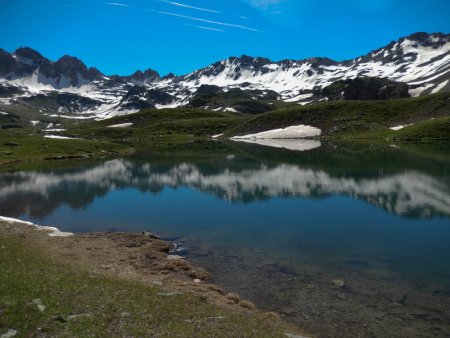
[107,2,129,7]
[148,9,261,32]
[163,1,220,14]
[185,24,224,32]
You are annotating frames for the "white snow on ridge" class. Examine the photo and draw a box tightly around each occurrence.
[432,79,449,94]
[231,125,321,140]
[390,123,414,131]
[409,83,434,96]
[44,135,78,139]
[107,122,133,128]
[0,216,73,237]
[47,128,67,132]
[224,107,238,113]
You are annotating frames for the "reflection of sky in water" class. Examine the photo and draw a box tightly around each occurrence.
[0,158,449,218]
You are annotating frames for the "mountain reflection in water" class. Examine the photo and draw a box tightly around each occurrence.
[0,157,449,219]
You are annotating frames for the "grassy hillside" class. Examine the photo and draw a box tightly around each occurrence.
[69,93,450,143]
[0,128,133,170]
[225,92,450,140]
[1,93,448,171]
[69,108,246,146]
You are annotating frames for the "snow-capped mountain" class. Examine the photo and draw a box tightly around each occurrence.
[0,32,449,120]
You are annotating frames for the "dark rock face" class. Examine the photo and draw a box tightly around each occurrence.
[0,83,24,97]
[189,86,276,113]
[118,86,174,111]
[145,89,174,105]
[195,85,222,96]
[0,50,31,78]
[123,68,160,83]
[230,100,274,114]
[21,92,102,112]
[14,47,45,65]
[48,55,103,86]
[0,47,103,87]
[321,77,410,101]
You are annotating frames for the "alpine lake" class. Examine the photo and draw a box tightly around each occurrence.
[1,140,449,338]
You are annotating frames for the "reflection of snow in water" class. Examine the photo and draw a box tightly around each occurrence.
[0,159,449,217]
[230,138,321,151]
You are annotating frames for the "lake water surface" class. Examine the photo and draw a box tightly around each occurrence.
[1,141,449,337]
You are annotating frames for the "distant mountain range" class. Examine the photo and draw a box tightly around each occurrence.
[0,32,449,120]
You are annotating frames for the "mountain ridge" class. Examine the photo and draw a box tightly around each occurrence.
[0,31,449,119]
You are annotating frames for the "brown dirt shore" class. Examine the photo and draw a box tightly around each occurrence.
[0,219,309,337]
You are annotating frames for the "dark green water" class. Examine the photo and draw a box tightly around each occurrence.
[1,141,449,337]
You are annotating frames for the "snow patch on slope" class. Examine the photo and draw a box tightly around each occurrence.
[390,123,414,131]
[107,123,133,128]
[231,125,321,139]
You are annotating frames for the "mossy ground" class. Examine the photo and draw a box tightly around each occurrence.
[0,129,133,171]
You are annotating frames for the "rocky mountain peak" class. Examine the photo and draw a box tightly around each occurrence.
[232,55,272,67]
[55,55,89,73]
[126,68,160,83]
[50,55,103,85]
[404,32,450,47]
[14,47,45,65]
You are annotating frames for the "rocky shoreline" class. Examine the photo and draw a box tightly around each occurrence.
[0,218,307,337]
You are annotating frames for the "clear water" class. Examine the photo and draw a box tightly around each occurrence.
[1,142,449,337]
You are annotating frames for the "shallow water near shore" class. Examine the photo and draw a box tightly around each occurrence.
[1,141,450,337]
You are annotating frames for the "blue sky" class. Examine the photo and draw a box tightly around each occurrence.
[1,0,449,76]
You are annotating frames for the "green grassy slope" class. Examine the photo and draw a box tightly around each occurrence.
[1,93,448,171]
[72,93,450,142]
[225,93,450,140]
[0,129,133,169]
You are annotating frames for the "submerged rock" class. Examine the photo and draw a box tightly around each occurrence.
[142,231,160,239]
[332,279,345,288]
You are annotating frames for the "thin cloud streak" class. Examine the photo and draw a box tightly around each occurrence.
[107,2,129,7]
[164,1,220,14]
[185,24,224,32]
[149,10,261,32]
